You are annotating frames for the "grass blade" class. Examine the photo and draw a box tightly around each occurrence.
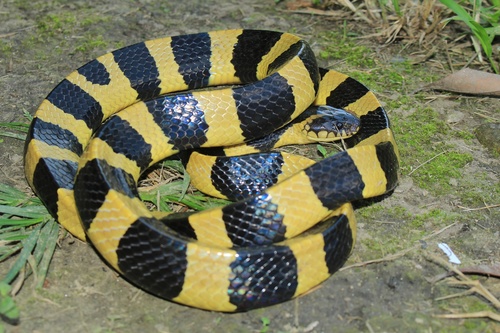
[35,220,59,289]
[1,223,42,285]
[0,205,50,219]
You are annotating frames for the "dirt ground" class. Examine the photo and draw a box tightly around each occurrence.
[1,0,499,332]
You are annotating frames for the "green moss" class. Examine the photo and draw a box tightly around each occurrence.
[80,15,110,28]
[409,209,454,228]
[14,0,72,11]
[20,35,56,60]
[464,299,494,313]
[358,205,411,223]
[356,204,385,219]
[460,175,500,206]
[387,102,497,208]
[0,40,13,57]
[359,205,456,229]
[391,107,476,195]
[361,237,387,253]
[395,108,448,146]
[356,205,463,259]
[462,320,490,331]
[74,35,108,53]
[13,9,117,64]
[454,129,475,141]
[411,151,473,192]
[318,31,375,68]
[36,14,77,37]
[433,297,496,332]
[357,206,411,256]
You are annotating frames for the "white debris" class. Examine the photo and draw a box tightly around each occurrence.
[438,243,461,264]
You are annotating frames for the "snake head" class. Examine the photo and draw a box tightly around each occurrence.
[302,105,361,141]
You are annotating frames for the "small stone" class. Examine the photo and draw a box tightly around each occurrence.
[475,123,500,154]
[446,110,465,123]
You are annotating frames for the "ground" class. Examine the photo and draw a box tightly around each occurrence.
[0,0,499,332]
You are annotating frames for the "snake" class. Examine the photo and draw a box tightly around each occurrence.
[24,29,400,312]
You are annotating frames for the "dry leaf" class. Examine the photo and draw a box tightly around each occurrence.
[430,262,500,283]
[460,263,500,279]
[427,68,500,96]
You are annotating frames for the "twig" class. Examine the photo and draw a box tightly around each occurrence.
[365,320,375,333]
[0,32,17,38]
[435,280,500,309]
[408,150,448,176]
[473,111,499,122]
[435,311,500,321]
[424,253,500,310]
[456,203,500,212]
[340,248,412,271]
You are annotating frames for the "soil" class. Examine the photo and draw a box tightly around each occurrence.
[0,0,499,332]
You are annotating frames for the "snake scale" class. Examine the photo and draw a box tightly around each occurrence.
[24,29,399,312]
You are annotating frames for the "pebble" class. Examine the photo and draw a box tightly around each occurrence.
[446,110,465,123]
[475,123,500,154]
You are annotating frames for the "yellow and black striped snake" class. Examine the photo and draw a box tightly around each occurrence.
[24,30,399,312]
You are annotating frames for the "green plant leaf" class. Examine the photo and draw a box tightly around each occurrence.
[469,21,493,56]
[1,223,42,284]
[440,0,473,22]
[439,0,498,73]
[391,0,401,16]
[0,282,19,324]
[317,144,327,158]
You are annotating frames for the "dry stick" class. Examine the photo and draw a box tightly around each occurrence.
[408,150,448,176]
[340,221,458,271]
[474,111,500,122]
[31,288,62,308]
[0,32,17,38]
[294,297,300,328]
[456,203,500,212]
[156,190,161,212]
[436,311,500,321]
[424,253,500,309]
[424,253,500,322]
[437,280,500,308]
[365,320,375,333]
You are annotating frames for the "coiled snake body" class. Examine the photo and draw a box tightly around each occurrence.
[24,30,399,311]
